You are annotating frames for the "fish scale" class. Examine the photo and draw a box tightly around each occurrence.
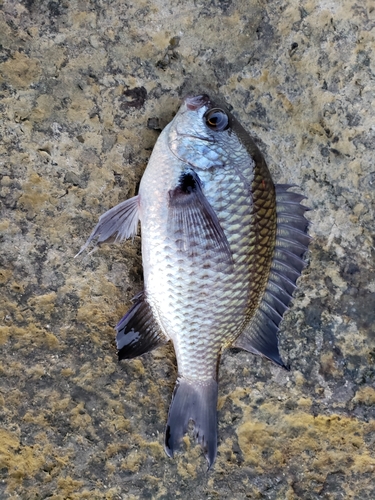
[78,94,310,468]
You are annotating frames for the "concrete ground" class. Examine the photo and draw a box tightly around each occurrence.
[0,0,374,498]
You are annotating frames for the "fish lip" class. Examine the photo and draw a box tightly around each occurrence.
[185,94,211,111]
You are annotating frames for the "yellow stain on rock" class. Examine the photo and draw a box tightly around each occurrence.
[10,323,59,350]
[0,326,12,345]
[353,386,375,406]
[52,396,71,413]
[56,476,84,496]
[76,303,114,327]
[70,402,93,429]
[74,276,122,337]
[0,428,46,489]
[18,173,54,215]
[177,457,198,479]
[237,407,375,479]
[319,351,343,378]
[147,441,165,459]
[0,51,41,89]
[10,281,24,294]
[108,415,131,433]
[297,397,313,409]
[25,364,46,379]
[121,450,143,472]
[0,218,10,231]
[129,358,146,376]
[105,442,129,459]
[30,94,57,123]
[0,268,12,284]
[27,292,57,318]
[61,367,75,377]
[22,410,48,427]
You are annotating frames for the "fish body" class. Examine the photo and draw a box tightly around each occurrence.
[79,94,310,467]
[140,105,275,380]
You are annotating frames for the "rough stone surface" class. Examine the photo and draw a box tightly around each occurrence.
[0,0,374,498]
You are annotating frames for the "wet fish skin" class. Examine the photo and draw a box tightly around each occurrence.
[78,94,310,468]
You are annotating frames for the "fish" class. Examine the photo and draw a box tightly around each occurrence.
[77,94,310,468]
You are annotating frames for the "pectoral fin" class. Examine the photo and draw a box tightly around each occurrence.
[76,195,140,256]
[168,170,232,264]
[116,292,168,360]
[233,184,311,368]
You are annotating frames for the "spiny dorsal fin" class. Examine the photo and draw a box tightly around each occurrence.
[116,292,168,360]
[233,184,311,367]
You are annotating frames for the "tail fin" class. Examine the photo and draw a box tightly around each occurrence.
[164,377,218,469]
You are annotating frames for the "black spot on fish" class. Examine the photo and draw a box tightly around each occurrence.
[178,172,197,194]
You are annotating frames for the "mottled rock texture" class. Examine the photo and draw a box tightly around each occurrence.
[1,0,374,498]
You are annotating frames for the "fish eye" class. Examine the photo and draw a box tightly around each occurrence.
[204,108,229,131]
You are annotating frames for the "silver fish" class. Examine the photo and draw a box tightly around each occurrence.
[78,94,310,468]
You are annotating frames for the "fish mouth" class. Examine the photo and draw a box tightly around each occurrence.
[185,94,211,111]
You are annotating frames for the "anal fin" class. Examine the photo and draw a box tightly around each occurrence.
[233,184,311,368]
[116,292,168,360]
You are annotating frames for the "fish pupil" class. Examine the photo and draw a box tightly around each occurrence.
[204,108,229,131]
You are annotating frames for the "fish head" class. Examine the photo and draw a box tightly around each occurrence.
[168,94,247,171]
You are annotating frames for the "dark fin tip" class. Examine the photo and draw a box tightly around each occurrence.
[164,425,173,458]
[116,292,168,360]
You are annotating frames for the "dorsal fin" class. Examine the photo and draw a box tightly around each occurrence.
[233,184,311,367]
